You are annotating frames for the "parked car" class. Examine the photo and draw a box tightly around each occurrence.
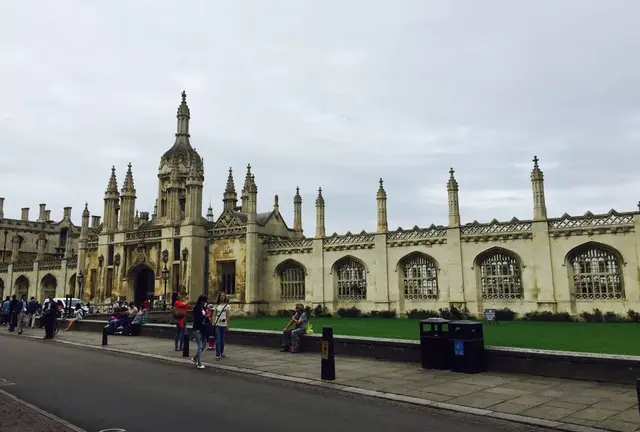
[50,298,90,315]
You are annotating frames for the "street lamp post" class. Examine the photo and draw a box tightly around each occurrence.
[77,271,85,301]
[162,264,169,311]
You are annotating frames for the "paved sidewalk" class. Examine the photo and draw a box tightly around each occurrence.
[0,392,81,432]
[3,327,639,431]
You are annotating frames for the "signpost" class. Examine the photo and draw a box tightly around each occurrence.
[484,308,498,324]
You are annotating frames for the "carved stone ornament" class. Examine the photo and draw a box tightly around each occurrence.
[114,252,121,266]
[181,247,188,262]
[131,243,156,270]
[98,254,104,267]
[161,249,169,263]
[223,244,232,255]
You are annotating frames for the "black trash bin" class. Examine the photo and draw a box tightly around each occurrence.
[449,320,486,374]
[419,318,451,370]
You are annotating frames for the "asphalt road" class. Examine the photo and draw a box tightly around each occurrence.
[0,335,547,432]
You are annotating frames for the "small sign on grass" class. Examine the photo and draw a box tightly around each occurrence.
[484,308,498,324]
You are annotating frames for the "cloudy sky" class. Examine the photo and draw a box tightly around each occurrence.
[1,1,639,234]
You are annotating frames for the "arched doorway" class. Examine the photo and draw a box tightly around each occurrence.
[40,274,58,301]
[15,276,29,300]
[0,278,5,299]
[133,267,155,307]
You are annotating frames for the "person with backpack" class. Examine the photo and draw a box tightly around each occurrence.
[172,294,189,351]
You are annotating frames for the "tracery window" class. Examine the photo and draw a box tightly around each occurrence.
[15,276,29,300]
[402,253,438,300]
[336,257,367,300]
[569,246,623,299]
[279,261,305,301]
[478,250,522,300]
[41,274,57,299]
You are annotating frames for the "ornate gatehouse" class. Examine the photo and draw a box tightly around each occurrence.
[1,94,639,318]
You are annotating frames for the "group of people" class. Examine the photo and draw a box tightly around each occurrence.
[173,291,230,369]
[106,300,147,335]
[1,295,44,334]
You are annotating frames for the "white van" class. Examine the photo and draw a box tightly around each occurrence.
[49,298,90,315]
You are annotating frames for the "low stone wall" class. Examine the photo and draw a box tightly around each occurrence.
[72,320,640,385]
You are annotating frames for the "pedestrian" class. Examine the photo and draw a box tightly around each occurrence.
[191,294,209,369]
[212,291,230,361]
[42,294,57,339]
[172,294,189,351]
[8,295,19,332]
[17,295,28,334]
[27,297,39,328]
[0,296,9,326]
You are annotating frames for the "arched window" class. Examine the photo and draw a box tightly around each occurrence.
[401,253,438,300]
[41,274,58,300]
[278,260,306,301]
[15,276,29,300]
[477,249,522,300]
[568,244,623,299]
[335,257,367,301]
[0,279,4,299]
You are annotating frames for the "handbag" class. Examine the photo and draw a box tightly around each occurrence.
[172,304,186,319]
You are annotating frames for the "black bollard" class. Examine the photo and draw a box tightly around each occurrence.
[636,378,640,416]
[102,326,108,346]
[321,326,336,381]
[182,332,190,357]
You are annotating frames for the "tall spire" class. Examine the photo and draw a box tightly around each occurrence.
[376,178,388,232]
[447,168,460,227]
[106,166,118,195]
[223,167,238,211]
[176,90,190,137]
[206,201,214,222]
[315,187,325,238]
[273,194,279,212]
[530,155,547,220]
[293,187,303,237]
[122,162,136,195]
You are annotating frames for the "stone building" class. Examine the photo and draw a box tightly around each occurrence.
[1,91,639,317]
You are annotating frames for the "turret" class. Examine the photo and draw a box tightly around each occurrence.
[531,156,547,221]
[315,187,325,238]
[293,187,303,238]
[376,178,388,233]
[447,168,460,227]
[223,167,238,211]
[119,162,137,231]
[184,158,204,224]
[103,166,120,232]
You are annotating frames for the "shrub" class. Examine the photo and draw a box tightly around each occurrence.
[368,310,397,319]
[439,306,463,320]
[406,309,439,319]
[522,311,573,322]
[313,304,332,318]
[336,306,362,318]
[581,308,605,323]
[494,308,517,321]
[628,310,640,323]
[276,309,293,317]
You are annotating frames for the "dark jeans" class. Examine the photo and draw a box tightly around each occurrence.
[214,325,225,356]
[175,325,186,349]
[8,311,17,332]
[43,314,55,339]
[282,328,306,351]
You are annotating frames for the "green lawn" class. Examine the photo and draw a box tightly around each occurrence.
[229,317,640,356]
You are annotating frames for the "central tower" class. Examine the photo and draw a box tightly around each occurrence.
[156,91,204,226]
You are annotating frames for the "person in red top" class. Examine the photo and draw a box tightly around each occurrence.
[173,294,189,351]
[143,299,150,311]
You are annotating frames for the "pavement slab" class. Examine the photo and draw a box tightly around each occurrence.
[2,326,639,431]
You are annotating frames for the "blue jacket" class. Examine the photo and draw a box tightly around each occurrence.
[27,300,39,314]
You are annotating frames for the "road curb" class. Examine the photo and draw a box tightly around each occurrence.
[0,388,87,432]
[0,331,612,432]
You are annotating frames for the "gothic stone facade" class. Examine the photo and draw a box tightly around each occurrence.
[1,93,637,317]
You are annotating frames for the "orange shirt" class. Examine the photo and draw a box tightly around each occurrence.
[175,300,189,328]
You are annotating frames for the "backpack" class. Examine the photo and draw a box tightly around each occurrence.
[172,304,186,319]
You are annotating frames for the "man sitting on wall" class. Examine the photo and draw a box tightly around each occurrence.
[281,304,308,353]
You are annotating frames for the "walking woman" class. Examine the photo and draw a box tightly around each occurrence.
[173,294,189,351]
[191,294,209,369]
[213,292,230,360]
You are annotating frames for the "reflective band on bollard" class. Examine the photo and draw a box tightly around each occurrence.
[321,326,335,381]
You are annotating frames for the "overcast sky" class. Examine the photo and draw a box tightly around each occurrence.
[1,1,639,234]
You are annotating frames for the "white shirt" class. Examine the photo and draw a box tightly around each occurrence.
[215,304,228,326]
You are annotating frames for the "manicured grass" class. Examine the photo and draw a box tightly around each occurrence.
[229,317,640,356]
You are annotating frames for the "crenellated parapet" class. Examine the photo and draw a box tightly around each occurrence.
[460,218,534,242]
[324,231,375,251]
[548,210,635,236]
[386,225,447,247]
[266,238,314,255]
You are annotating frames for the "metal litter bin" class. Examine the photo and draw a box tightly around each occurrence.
[449,320,486,374]
[419,318,451,370]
